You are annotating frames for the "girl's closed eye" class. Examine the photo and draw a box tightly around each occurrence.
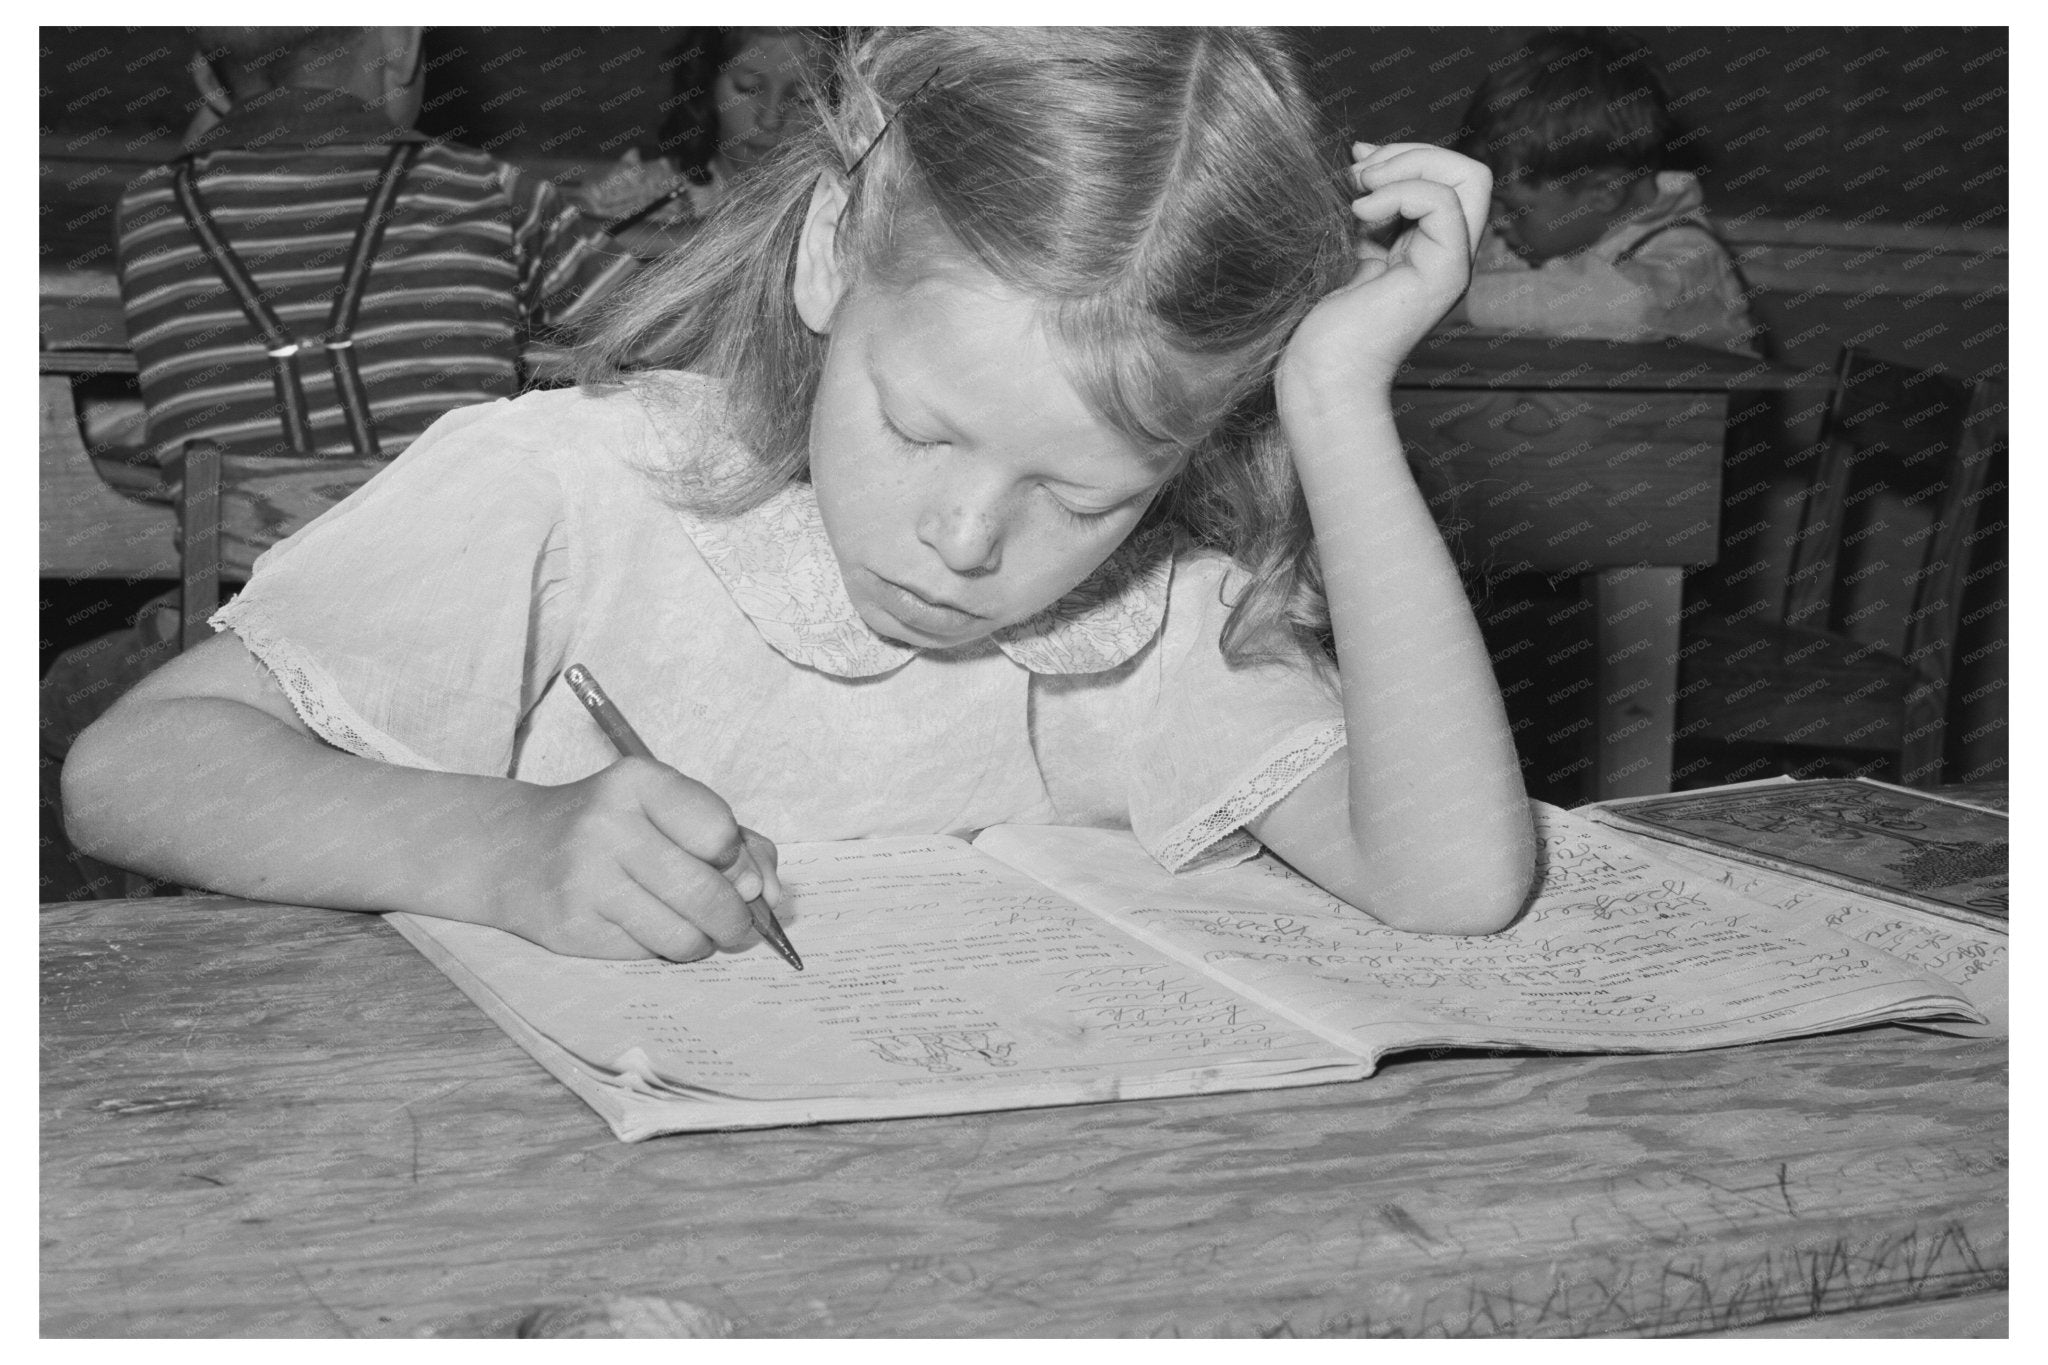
[881,407,1136,526]
[880,412,946,450]
[1044,488,1131,526]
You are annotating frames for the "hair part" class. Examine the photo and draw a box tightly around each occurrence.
[575,26,1355,666]
[1458,28,1676,188]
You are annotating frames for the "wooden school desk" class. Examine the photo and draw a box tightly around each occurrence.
[43,894,2005,1338]
[1393,331,1819,801]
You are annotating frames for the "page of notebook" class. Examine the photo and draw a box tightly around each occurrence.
[395,836,1365,1108]
[1627,839,2007,1036]
[973,805,1978,1063]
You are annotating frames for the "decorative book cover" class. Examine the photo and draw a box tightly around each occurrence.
[1583,778,2008,932]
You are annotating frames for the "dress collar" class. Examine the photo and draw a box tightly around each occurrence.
[681,480,1172,679]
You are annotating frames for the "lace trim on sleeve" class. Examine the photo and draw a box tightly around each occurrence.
[1152,717,1347,874]
[211,597,450,773]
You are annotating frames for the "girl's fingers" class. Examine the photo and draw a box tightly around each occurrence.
[624,761,764,901]
[600,875,722,962]
[622,834,761,949]
[1348,144,1492,248]
[1350,180,1472,266]
[739,826,785,911]
[707,837,766,902]
[547,910,664,961]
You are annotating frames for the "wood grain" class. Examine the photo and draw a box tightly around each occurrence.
[42,896,2007,1338]
[40,374,177,579]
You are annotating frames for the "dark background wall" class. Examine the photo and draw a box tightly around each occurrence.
[41,25,2008,230]
[1308,27,2006,230]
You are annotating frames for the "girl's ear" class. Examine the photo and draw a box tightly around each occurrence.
[793,174,851,334]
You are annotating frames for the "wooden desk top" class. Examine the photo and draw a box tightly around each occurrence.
[1397,329,1821,392]
[42,895,2006,1338]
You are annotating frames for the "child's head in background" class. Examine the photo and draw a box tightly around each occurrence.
[184,27,425,146]
[659,28,832,180]
[580,27,1356,664]
[1458,29,1676,264]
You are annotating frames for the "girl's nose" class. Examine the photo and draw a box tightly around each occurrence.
[918,500,1003,576]
[757,90,784,132]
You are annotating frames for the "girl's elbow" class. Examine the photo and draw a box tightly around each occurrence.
[61,725,120,862]
[1465,815,1543,932]
[1380,881,1529,936]
[1367,823,1539,936]
[1445,857,1539,935]
[60,706,156,864]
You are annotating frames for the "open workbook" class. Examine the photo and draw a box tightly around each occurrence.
[390,800,1987,1140]
[1581,777,2008,1034]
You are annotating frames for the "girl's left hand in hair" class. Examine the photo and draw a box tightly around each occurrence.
[1279,142,1491,399]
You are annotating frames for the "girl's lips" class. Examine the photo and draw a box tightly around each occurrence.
[873,574,982,633]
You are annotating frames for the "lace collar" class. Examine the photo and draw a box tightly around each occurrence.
[681,481,1172,679]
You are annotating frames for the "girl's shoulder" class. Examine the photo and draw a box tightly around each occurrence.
[403,371,732,484]
[442,369,722,437]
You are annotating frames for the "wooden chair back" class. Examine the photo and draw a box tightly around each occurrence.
[176,440,222,652]
[1780,349,2001,701]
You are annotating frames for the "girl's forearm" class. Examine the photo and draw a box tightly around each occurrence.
[1285,388,1536,926]
[64,696,513,916]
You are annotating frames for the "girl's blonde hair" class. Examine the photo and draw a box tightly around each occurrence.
[575,27,1356,664]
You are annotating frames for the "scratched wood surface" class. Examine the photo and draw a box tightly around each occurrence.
[42,896,2007,1339]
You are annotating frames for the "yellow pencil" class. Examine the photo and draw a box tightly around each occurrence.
[562,662,803,971]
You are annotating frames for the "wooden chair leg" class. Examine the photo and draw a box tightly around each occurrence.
[179,439,223,651]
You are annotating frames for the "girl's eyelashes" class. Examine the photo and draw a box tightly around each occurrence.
[1044,488,1134,527]
[880,414,945,450]
[1050,501,1115,526]
[880,408,1134,527]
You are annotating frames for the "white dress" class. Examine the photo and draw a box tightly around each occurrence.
[216,373,1347,873]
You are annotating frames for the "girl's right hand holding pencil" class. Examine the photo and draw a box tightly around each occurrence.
[64,632,783,963]
[479,758,783,961]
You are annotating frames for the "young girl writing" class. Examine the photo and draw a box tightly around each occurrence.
[66,28,1535,961]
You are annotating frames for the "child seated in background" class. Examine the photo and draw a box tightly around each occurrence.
[42,25,635,899]
[580,27,829,237]
[1450,29,1760,353]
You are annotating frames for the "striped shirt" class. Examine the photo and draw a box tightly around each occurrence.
[115,89,637,468]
